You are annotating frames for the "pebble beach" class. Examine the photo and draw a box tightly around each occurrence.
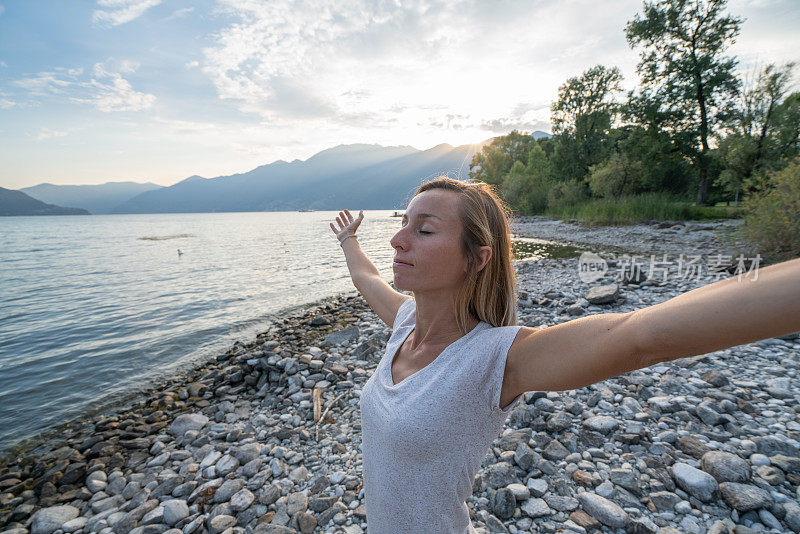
[1,215,799,534]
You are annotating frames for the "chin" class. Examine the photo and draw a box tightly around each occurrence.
[392,276,410,291]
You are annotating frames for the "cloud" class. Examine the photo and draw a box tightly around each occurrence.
[0,98,16,109]
[479,117,552,133]
[162,7,194,22]
[13,68,83,95]
[197,0,649,139]
[92,0,164,27]
[13,61,155,112]
[33,128,70,141]
[80,62,156,111]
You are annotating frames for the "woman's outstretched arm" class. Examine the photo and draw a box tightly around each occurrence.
[629,255,800,367]
[330,209,409,328]
[502,256,800,397]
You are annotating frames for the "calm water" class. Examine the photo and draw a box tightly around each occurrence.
[0,211,576,456]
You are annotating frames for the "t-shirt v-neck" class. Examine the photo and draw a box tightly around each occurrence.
[358,297,526,533]
[387,318,486,387]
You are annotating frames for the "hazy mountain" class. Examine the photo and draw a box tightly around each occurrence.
[20,181,163,215]
[0,187,90,216]
[18,133,549,215]
[111,141,490,213]
[531,130,551,139]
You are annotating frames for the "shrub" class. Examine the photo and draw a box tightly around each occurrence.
[586,152,649,198]
[738,158,800,262]
[547,179,589,209]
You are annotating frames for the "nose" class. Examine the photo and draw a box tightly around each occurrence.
[390,227,407,251]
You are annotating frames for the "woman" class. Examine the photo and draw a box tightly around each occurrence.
[329,176,800,533]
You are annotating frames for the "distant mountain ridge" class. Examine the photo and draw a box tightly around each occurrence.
[20,181,163,215]
[0,187,90,216]
[20,133,551,214]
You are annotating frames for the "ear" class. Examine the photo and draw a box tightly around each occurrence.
[476,246,492,273]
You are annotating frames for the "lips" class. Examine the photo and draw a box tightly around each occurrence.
[393,259,413,266]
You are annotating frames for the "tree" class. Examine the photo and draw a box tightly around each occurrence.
[626,0,742,205]
[551,64,624,135]
[549,65,624,182]
[500,146,556,215]
[773,92,800,161]
[469,130,538,185]
[716,63,797,200]
[620,91,696,196]
[587,152,649,198]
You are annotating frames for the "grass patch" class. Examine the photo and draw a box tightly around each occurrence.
[544,192,745,226]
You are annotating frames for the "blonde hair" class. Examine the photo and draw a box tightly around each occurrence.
[412,175,518,332]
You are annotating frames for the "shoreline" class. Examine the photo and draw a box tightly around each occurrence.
[2,216,799,534]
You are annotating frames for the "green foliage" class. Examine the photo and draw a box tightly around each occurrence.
[626,0,743,204]
[551,65,623,135]
[550,65,623,181]
[611,124,695,195]
[465,1,798,225]
[547,179,589,210]
[715,63,798,197]
[501,146,555,215]
[469,130,539,185]
[545,191,741,226]
[738,158,800,263]
[586,152,649,198]
[713,133,755,202]
[772,91,800,161]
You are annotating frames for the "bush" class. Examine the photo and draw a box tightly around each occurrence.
[547,179,589,209]
[544,191,741,226]
[738,158,800,263]
[586,152,649,198]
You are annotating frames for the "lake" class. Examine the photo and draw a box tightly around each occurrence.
[0,211,574,455]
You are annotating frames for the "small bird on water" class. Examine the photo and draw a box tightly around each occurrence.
[177,249,184,257]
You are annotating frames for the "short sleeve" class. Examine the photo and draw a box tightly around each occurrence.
[486,325,524,414]
[392,297,414,331]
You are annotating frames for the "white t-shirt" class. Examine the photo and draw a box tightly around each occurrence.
[358,297,525,533]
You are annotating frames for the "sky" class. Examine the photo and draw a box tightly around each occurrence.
[0,0,798,190]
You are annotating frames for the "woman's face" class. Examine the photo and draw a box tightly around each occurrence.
[390,189,470,293]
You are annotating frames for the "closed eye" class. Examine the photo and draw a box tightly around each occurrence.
[418,230,431,234]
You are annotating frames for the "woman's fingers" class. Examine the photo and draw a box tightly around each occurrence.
[331,210,363,239]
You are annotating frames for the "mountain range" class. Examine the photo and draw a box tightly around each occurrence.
[10,133,550,215]
[0,187,90,216]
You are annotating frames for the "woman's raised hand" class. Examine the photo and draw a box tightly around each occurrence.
[330,209,364,242]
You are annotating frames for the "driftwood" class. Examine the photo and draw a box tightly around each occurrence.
[313,387,323,422]
[315,391,347,442]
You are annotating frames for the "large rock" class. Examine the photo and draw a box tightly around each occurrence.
[169,414,209,437]
[162,500,189,526]
[718,482,773,511]
[577,492,628,528]
[490,488,516,519]
[233,443,262,465]
[31,505,80,534]
[206,515,237,534]
[214,454,240,476]
[322,326,359,347]
[483,462,516,489]
[230,488,255,512]
[542,439,570,460]
[214,479,244,503]
[521,498,551,518]
[585,284,619,304]
[671,462,718,502]
[582,416,620,434]
[700,451,750,483]
[753,436,799,457]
